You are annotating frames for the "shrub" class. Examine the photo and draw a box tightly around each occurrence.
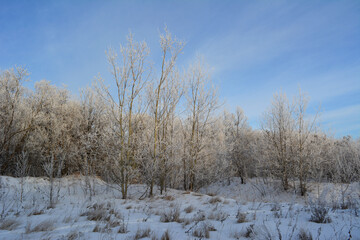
[117,214,129,233]
[81,203,108,221]
[192,210,206,222]
[309,204,331,223]
[160,206,181,223]
[298,228,313,240]
[192,222,211,238]
[134,227,151,240]
[230,230,243,240]
[244,224,255,238]
[207,210,229,221]
[191,222,215,238]
[271,203,281,212]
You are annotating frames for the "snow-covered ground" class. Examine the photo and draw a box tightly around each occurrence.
[0,176,359,240]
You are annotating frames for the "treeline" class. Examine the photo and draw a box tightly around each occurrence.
[1,30,359,198]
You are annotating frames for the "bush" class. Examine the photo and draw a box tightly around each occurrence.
[244,224,255,238]
[309,204,331,223]
[81,203,108,221]
[297,228,313,240]
[207,210,229,221]
[134,227,151,240]
[160,206,181,223]
[117,217,128,233]
[192,222,212,238]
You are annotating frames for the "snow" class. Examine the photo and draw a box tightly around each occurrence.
[0,176,359,239]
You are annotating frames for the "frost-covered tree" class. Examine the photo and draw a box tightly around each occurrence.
[292,89,319,195]
[0,67,31,174]
[96,33,150,199]
[262,92,295,191]
[224,107,254,184]
[147,28,184,196]
[183,58,219,191]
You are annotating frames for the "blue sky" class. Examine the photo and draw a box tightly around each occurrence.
[1,0,359,138]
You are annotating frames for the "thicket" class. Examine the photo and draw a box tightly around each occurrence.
[1,30,359,198]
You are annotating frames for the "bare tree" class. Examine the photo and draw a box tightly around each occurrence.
[293,89,319,195]
[183,58,219,191]
[0,67,30,174]
[15,151,29,203]
[262,92,295,191]
[147,28,184,196]
[43,153,64,208]
[224,107,254,184]
[78,87,106,200]
[96,33,150,199]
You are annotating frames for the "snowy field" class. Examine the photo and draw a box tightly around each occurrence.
[0,176,359,240]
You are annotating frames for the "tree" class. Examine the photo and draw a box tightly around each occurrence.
[147,28,184,196]
[96,33,150,199]
[262,92,295,191]
[293,89,319,195]
[0,67,31,174]
[224,107,253,184]
[183,58,219,191]
[78,87,106,200]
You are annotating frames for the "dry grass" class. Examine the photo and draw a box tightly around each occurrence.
[206,192,217,196]
[27,209,45,216]
[160,206,181,223]
[66,230,84,240]
[117,215,129,234]
[81,203,109,221]
[184,205,194,213]
[244,224,255,238]
[297,228,313,240]
[63,215,73,223]
[0,219,20,231]
[192,222,215,238]
[92,223,101,232]
[309,204,331,223]
[192,192,203,197]
[26,220,55,233]
[134,227,151,240]
[229,230,244,239]
[160,229,171,240]
[208,196,222,204]
[192,211,206,222]
[236,209,247,223]
[207,210,229,221]
[162,195,175,201]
